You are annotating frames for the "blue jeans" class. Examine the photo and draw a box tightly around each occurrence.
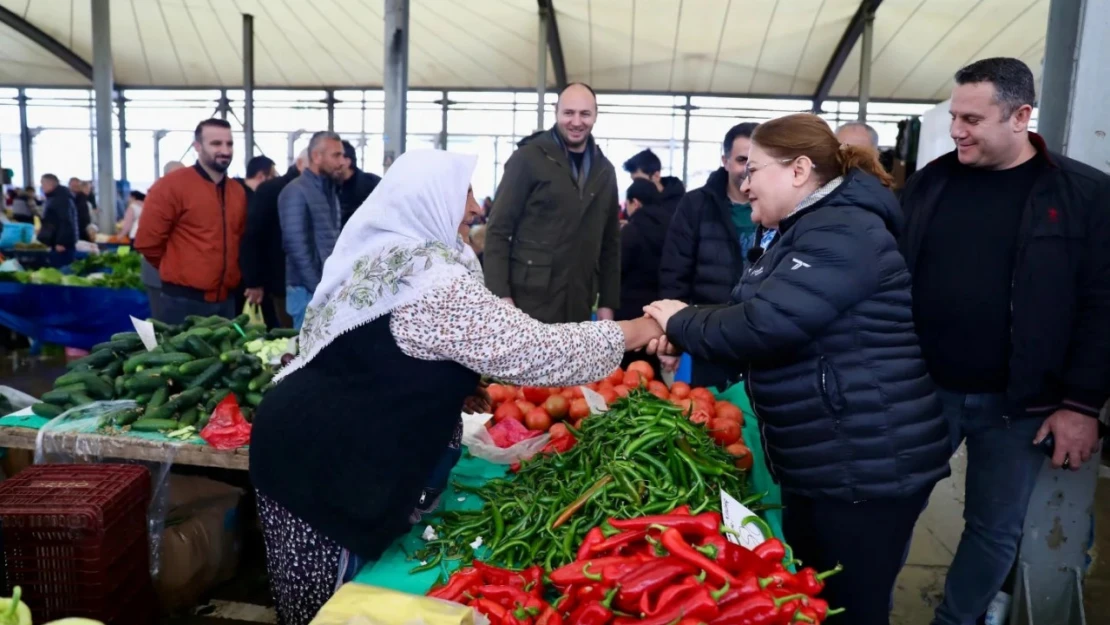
[286,286,312,330]
[932,390,1046,625]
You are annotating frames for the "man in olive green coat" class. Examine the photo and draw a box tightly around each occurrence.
[484,83,621,323]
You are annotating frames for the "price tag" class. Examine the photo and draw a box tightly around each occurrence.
[720,490,768,550]
[580,386,608,414]
[130,315,159,352]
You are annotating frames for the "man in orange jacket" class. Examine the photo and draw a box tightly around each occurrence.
[136,118,248,324]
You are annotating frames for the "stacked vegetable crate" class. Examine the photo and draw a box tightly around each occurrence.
[29,314,294,433]
[0,464,157,624]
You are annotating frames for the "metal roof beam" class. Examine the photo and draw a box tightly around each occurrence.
[538,0,567,89]
[812,0,882,112]
[0,4,92,82]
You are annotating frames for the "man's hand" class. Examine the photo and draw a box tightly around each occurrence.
[596,307,615,321]
[1034,408,1101,470]
[643,300,689,332]
[245,288,264,306]
[647,335,681,372]
[617,317,664,351]
[463,386,492,414]
[54,245,65,253]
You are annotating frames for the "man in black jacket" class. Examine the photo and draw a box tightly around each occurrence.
[338,140,381,228]
[38,173,78,265]
[241,151,305,328]
[623,148,686,217]
[68,177,93,242]
[900,57,1110,625]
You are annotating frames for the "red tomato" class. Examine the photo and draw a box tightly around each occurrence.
[613,385,631,398]
[524,407,552,431]
[565,386,585,398]
[597,380,615,395]
[709,418,742,446]
[689,410,712,425]
[693,397,717,418]
[549,423,571,439]
[627,360,655,382]
[715,401,744,424]
[690,387,715,403]
[560,388,577,400]
[522,387,551,404]
[726,443,754,471]
[672,398,693,414]
[669,382,692,400]
[647,380,670,400]
[586,382,600,392]
[516,400,536,415]
[487,383,509,404]
[543,394,569,420]
[569,398,590,420]
[607,368,625,386]
[600,387,619,405]
[513,386,525,400]
[493,402,524,424]
[623,371,646,388]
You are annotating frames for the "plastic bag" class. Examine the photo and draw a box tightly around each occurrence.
[33,400,176,579]
[199,395,252,450]
[460,412,550,465]
[242,301,264,326]
[310,582,488,625]
[0,385,37,415]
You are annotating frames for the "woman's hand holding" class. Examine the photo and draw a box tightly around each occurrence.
[646,335,681,372]
[462,386,491,414]
[617,316,664,351]
[643,300,689,333]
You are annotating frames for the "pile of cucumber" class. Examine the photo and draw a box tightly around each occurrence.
[29,314,297,433]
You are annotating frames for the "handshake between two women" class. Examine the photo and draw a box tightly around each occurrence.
[614,299,691,371]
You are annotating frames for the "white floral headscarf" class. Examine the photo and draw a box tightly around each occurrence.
[276,150,482,382]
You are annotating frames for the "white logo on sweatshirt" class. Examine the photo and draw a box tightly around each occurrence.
[791,258,811,270]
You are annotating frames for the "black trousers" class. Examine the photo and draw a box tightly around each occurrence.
[782,486,933,625]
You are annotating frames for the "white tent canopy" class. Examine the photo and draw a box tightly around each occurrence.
[0,0,1048,101]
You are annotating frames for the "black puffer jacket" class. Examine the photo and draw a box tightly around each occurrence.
[667,170,950,501]
[659,168,742,305]
[615,180,684,321]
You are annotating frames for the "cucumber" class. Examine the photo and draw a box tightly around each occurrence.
[205,388,232,412]
[31,402,65,418]
[184,335,217,359]
[180,357,218,376]
[220,350,244,364]
[148,386,170,410]
[219,338,233,353]
[126,371,167,393]
[114,376,126,396]
[245,392,264,407]
[102,360,123,378]
[92,337,142,353]
[229,378,249,394]
[42,388,81,404]
[131,418,181,432]
[179,407,200,427]
[240,407,254,423]
[230,366,254,381]
[267,328,299,339]
[248,371,273,392]
[150,318,173,333]
[114,408,142,427]
[134,393,152,405]
[123,352,193,374]
[68,392,94,407]
[197,411,212,429]
[66,349,116,370]
[186,362,225,390]
[55,371,113,399]
[210,326,232,342]
[110,331,140,342]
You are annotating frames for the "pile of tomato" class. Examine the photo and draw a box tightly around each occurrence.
[485,361,753,470]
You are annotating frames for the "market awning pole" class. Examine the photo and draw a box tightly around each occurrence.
[17,88,32,187]
[243,13,255,161]
[153,130,167,180]
[116,91,127,182]
[1015,0,1108,621]
[681,96,692,185]
[537,5,548,131]
[383,0,409,171]
[857,5,875,122]
[92,0,115,234]
[325,89,336,133]
[437,90,449,150]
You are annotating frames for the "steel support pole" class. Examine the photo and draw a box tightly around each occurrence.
[92,0,115,234]
[1015,1,1108,623]
[383,0,409,170]
[681,96,692,185]
[116,91,127,181]
[243,14,255,161]
[857,6,875,122]
[17,88,32,187]
[437,90,449,150]
[153,130,168,180]
[325,89,336,133]
[537,7,548,131]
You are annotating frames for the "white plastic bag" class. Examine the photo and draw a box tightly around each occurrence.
[460,412,551,465]
[0,385,37,414]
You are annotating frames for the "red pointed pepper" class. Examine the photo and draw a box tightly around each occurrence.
[613,557,698,611]
[589,529,649,556]
[474,561,528,587]
[535,606,564,625]
[601,557,649,585]
[609,511,722,537]
[753,539,787,565]
[658,527,739,586]
[762,567,798,589]
[790,564,842,596]
[578,527,605,560]
[796,597,844,621]
[568,587,618,625]
[708,592,808,625]
[639,574,702,616]
[475,585,534,608]
[698,534,774,576]
[613,583,728,625]
[549,558,624,586]
[523,565,545,597]
[473,598,510,625]
[671,504,692,515]
[427,567,483,601]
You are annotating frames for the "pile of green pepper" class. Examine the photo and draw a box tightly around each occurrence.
[415,391,755,572]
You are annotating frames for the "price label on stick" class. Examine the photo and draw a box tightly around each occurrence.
[580,386,608,414]
[720,490,768,550]
[130,315,159,352]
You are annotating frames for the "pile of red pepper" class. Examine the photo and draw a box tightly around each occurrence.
[427,507,843,625]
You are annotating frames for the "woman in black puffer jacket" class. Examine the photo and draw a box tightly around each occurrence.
[644,114,950,625]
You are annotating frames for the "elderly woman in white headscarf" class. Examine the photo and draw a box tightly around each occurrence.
[249,150,661,624]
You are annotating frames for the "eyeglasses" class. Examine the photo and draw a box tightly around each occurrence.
[743,157,811,182]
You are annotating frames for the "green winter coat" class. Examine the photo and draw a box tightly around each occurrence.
[484,130,621,323]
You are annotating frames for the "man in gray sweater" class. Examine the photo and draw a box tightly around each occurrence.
[278,131,346,329]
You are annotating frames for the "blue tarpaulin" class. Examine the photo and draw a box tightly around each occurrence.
[0,282,149,349]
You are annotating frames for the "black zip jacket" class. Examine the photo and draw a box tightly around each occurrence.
[900,133,1110,419]
[241,166,298,293]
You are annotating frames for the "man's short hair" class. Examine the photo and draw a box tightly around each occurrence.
[194,118,232,142]
[308,131,342,155]
[41,173,59,184]
[342,140,358,169]
[130,190,146,202]
[954,57,1036,118]
[723,122,759,155]
[623,149,662,176]
[246,156,275,179]
[626,179,660,204]
[837,122,879,148]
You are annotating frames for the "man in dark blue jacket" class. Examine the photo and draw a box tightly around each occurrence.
[623,148,686,218]
[900,58,1110,625]
[37,174,78,266]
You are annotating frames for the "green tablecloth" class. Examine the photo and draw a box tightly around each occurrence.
[354,381,787,594]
